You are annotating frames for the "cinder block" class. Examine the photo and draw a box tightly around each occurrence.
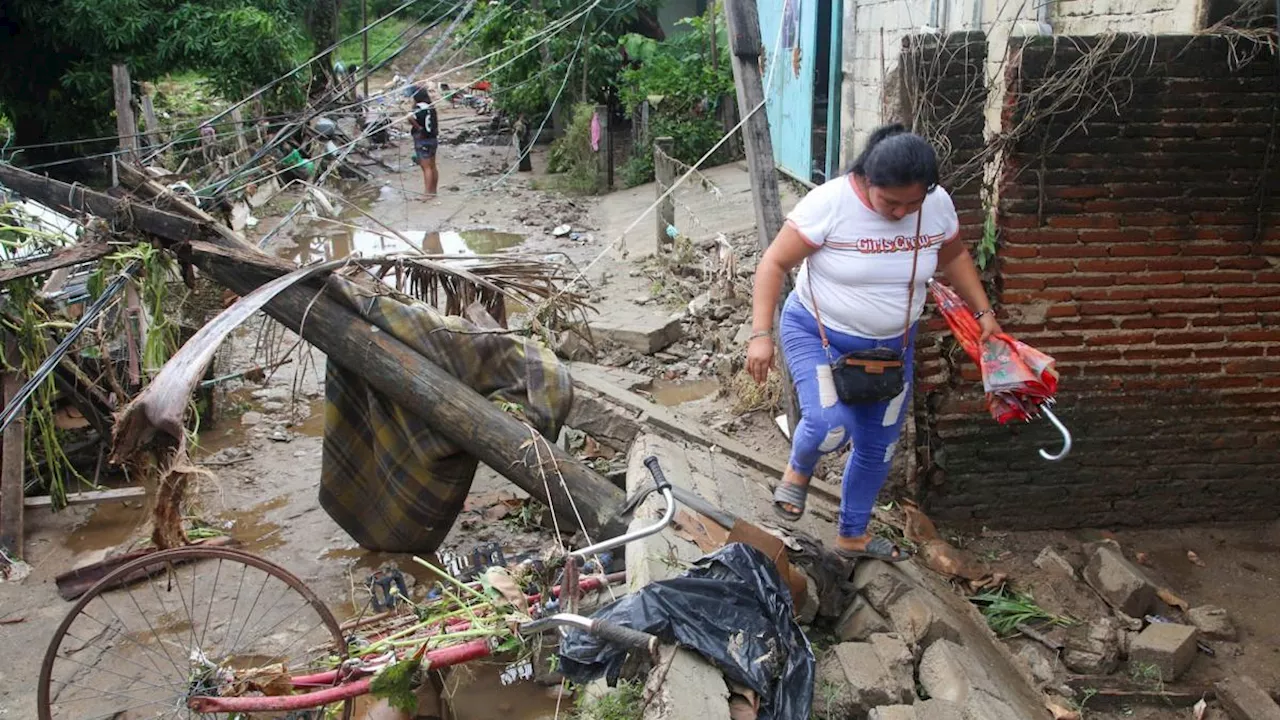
[1129,623,1199,681]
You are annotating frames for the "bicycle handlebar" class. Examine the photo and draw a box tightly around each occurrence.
[571,456,677,560]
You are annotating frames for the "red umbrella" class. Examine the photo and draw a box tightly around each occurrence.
[928,280,1072,460]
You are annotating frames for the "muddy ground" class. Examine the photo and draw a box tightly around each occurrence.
[2,95,1279,720]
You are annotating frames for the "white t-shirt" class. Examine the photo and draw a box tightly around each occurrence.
[788,175,960,339]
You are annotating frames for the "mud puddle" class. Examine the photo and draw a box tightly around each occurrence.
[213,495,289,553]
[646,377,720,406]
[282,221,524,263]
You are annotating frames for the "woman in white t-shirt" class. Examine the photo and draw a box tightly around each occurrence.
[746,125,1001,562]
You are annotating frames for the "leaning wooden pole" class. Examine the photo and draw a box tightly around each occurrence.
[0,165,629,541]
[723,0,800,435]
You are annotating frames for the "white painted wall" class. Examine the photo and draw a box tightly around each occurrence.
[837,0,1206,167]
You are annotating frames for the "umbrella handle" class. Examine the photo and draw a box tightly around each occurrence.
[1038,406,1072,461]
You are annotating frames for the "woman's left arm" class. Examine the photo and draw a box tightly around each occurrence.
[937,241,1003,341]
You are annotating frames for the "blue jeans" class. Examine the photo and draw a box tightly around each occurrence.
[780,294,915,538]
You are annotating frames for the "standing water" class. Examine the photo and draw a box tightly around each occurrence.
[281,222,525,263]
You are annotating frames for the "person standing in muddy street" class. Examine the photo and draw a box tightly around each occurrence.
[746,124,1001,562]
[407,84,440,197]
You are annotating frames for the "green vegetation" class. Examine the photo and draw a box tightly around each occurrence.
[548,103,605,194]
[969,585,1075,637]
[573,679,644,720]
[335,18,415,68]
[617,9,735,186]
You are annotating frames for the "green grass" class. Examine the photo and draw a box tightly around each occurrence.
[334,18,414,68]
[969,585,1075,637]
[573,679,644,720]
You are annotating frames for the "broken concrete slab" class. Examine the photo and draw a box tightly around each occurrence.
[827,639,915,714]
[867,706,916,720]
[1063,618,1121,675]
[1083,541,1156,618]
[797,571,821,625]
[869,633,915,695]
[642,645,732,720]
[1129,622,1199,681]
[1033,546,1077,580]
[836,594,892,641]
[915,699,965,720]
[1188,605,1238,641]
[853,560,911,612]
[1216,676,1280,720]
[589,311,683,354]
[885,588,963,650]
[1010,638,1062,689]
[919,639,999,705]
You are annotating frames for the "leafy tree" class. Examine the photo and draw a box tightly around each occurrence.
[0,0,313,169]
[464,0,662,121]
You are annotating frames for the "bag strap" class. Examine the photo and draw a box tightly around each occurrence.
[807,205,923,359]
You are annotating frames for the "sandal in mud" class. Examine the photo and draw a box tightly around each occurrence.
[772,482,809,522]
[834,535,913,563]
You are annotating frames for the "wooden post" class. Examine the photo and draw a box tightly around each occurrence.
[595,104,611,192]
[362,0,370,98]
[229,106,249,162]
[111,64,139,166]
[708,0,719,71]
[141,92,160,153]
[0,335,24,558]
[654,137,675,250]
[723,0,800,434]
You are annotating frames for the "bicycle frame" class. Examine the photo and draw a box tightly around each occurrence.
[188,457,677,714]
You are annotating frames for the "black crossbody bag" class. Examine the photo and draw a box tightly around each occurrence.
[807,211,921,405]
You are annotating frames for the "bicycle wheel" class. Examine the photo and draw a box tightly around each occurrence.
[39,545,354,720]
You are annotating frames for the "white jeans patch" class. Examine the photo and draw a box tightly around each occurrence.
[816,364,837,409]
[882,387,908,427]
[818,426,846,452]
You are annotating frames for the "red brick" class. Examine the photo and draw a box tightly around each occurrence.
[1003,277,1047,290]
[1184,271,1255,284]
[1079,230,1154,244]
[1159,361,1224,375]
[1193,227,1256,242]
[1074,288,1147,301]
[1190,314,1259,327]
[1216,346,1271,358]
[1152,227,1194,241]
[1051,349,1124,363]
[1046,215,1121,229]
[1221,299,1280,313]
[1146,258,1216,272]
[1047,318,1115,331]
[1154,331,1226,345]
[1087,363,1158,376]
[1219,286,1280,298]
[1192,211,1257,225]
[1110,243,1179,257]
[1001,246,1039,258]
[1220,391,1280,405]
[1125,348,1195,361]
[1008,229,1084,244]
[1045,274,1120,288]
[1080,302,1150,316]
[1182,243,1251,256]
[1257,271,1280,283]
[1002,260,1076,274]
[1122,212,1189,227]
[1085,332,1155,346]
[1077,259,1146,273]
[1037,245,1111,258]
[1046,305,1079,318]
[1217,257,1270,271]
[1151,299,1221,314]
[1122,317,1189,329]
[1113,272,1185,286]
[1001,214,1041,229]
[1225,360,1280,374]
[1200,376,1261,389]
[1048,186,1109,199]
[1146,286,1215,300]
[1228,330,1280,343]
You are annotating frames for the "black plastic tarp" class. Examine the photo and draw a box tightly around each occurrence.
[558,543,815,719]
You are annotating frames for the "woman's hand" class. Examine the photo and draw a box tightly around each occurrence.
[746,336,775,384]
[978,313,1002,343]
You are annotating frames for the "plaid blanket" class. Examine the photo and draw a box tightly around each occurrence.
[318,276,573,552]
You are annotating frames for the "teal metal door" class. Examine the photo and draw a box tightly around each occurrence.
[758,0,817,182]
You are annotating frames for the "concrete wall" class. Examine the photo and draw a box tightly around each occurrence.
[658,0,703,37]
[911,35,1280,528]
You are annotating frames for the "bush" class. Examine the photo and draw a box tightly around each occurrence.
[548,103,602,195]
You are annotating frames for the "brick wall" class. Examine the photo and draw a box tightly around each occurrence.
[916,35,1280,528]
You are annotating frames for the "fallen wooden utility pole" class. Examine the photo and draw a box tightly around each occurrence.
[111,65,139,169]
[0,164,629,541]
[723,0,800,435]
[1,336,24,557]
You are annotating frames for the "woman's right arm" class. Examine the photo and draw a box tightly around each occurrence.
[746,225,818,383]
